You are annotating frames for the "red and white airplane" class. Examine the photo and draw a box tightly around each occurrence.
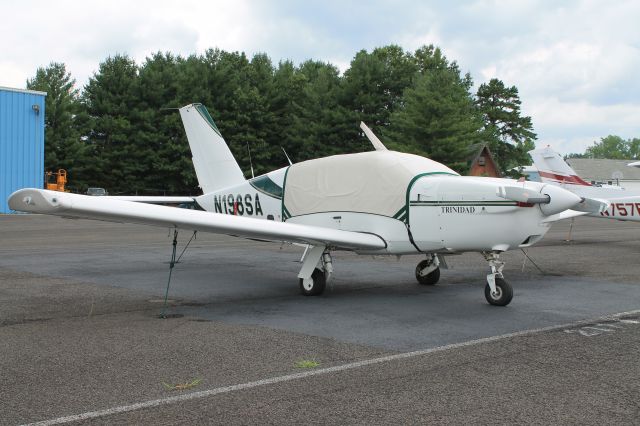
[529,146,640,222]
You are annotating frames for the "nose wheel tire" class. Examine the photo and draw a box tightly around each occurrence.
[299,268,327,296]
[415,260,440,285]
[484,277,513,306]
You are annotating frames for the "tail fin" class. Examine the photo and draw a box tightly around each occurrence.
[528,146,591,186]
[179,104,246,193]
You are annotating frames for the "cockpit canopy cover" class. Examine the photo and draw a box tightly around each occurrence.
[283,151,458,218]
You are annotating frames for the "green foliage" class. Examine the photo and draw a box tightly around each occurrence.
[384,49,483,172]
[81,55,142,193]
[295,359,320,368]
[342,45,417,128]
[27,44,546,193]
[475,78,537,174]
[26,62,88,188]
[582,135,640,159]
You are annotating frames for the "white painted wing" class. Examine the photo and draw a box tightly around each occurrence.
[8,189,385,250]
[108,196,196,204]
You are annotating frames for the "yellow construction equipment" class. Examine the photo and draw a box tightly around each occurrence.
[45,169,68,192]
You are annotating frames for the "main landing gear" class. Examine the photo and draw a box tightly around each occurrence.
[298,245,333,296]
[482,251,513,306]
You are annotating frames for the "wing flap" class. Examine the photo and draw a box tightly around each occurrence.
[103,195,195,204]
[108,196,196,204]
[8,189,385,250]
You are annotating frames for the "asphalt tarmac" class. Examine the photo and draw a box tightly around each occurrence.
[1,214,639,425]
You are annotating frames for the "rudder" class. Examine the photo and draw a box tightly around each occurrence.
[179,104,246,193]
[529,146,591,186]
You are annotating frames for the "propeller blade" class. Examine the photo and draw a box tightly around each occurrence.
[497,186,550,204]
[574,197,610,214]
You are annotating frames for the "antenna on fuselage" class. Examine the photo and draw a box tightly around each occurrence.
[281,147,293,165]
[246,141,255,179]
[360,122,388,151]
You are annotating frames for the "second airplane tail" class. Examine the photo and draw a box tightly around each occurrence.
[529,146,591,186]
[179,104,246,193]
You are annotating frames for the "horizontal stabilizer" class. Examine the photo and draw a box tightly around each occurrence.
[8,189,386,251]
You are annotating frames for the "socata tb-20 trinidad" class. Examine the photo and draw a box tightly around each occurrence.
[9,104,604,306]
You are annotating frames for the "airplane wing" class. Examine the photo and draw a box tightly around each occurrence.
[8,189,386,251]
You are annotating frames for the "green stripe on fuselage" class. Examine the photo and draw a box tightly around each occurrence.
[410,201,518,206]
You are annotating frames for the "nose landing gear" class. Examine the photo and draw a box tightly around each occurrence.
[482,251,513,306]
[415,254,441,285]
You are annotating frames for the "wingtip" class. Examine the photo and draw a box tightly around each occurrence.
[8,188,67,213]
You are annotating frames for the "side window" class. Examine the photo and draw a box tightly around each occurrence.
[249,175,283,199]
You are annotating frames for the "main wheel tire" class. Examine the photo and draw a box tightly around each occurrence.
[415,260,440,285]
[484,277,513,306]
[299,268,327,296]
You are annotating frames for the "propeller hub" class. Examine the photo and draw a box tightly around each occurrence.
[538,184,582,216]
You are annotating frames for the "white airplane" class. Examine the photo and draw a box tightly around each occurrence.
[530,146,640,222]
[9,104,598,306]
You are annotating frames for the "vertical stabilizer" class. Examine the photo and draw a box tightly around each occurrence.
[179,104,246,193]
[529,146,591,186]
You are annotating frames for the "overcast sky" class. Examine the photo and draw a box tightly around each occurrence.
[1,0,638,155]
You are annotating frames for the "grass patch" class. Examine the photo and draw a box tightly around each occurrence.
[295,359,320,369]
[162,378,202,391]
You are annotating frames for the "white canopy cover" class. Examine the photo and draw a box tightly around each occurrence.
[283,151,458,218]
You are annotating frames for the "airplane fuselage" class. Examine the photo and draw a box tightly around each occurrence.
[195,168,567,255]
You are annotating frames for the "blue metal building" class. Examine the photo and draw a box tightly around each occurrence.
[1,86,46,214]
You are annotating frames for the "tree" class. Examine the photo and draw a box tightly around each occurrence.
[629,138,640,159]
[475,78,536,174]
[385,68,483,171]
[342,45,417,129]
[135,52,198,193]
[266,60,307,166]
[81,54,141,193]
[583,135,639,159]
[286,60,359,160]
[384,46,482,172]
[26,62,87,188]
[27,45,538,193]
